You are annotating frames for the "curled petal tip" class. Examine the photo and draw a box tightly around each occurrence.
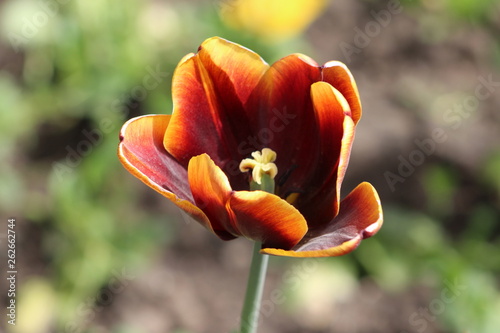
[260,182,382,258]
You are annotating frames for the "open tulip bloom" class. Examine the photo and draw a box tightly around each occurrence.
[118,36,382,332]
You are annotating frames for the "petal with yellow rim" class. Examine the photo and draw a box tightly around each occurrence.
[165,37,269,191]
[118,115,215,236]
[261,182,382,257]
[322,61,362,124]
[229,191,308,250]
[293,82,350,228]
[188,153,239,240]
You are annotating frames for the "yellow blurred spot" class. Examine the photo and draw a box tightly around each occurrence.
[286,192,300,204]
[9,278,56,333]
[220,0,328,41]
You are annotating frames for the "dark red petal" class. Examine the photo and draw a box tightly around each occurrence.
[118,115,215,232]
[292,82,351,228]
[228,191,308,249]
[261,182,382,257]
[322,61,362,124]
[187,154,239,239]
[164,37,269,190]
[246,54,322,196]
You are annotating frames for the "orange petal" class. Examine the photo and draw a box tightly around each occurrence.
[164,37,269,191]
[293,82,349,227]
[314,83,354,211]
[187,154,239,238]
[164,53,225,165]
[261,182,382,257]
[197,37,269,105]
[322,61,362,124]
[118,115,215,233]
[302,116,355,226]
[335,116,355,208]
[228,191,308,249]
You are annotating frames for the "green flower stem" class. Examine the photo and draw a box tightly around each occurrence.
[240,242,269,333]
[240,173,274,333]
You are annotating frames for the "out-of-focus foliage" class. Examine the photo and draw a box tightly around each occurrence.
[1,0,499,332]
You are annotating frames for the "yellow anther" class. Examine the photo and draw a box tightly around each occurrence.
[239,148,278,185]
[285,192,300,205]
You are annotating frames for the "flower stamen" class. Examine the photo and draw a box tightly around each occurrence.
[239,148,278,185]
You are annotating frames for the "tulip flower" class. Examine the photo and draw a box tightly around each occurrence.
[118,36,382,332]
[118,36,382,258]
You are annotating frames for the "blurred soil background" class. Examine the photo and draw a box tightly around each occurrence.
[0,0,499,332]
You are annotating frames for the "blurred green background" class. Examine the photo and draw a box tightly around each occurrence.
[1,0,499,332]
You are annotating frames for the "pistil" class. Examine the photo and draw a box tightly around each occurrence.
[239,148,278,193]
